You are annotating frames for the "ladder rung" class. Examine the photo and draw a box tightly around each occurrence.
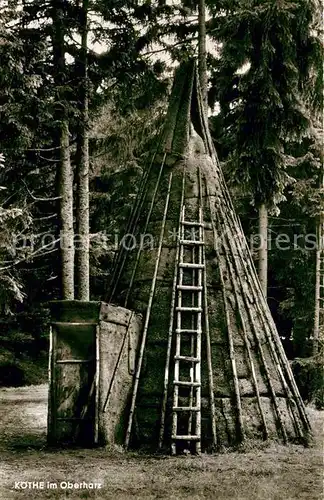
[177,285,203,291]
[56,359,92,364]
[176,307,202,312]
[172,435,200,441]
[180,240,204,246]
[56,417,93,421]
[175,329,201,334]
[173,406,200,412]
[179,263,204,269]
[173,380,201,387]
[181,221,204,227]
[174,355,200,362]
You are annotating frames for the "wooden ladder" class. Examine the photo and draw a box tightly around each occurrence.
[171,206,204,455]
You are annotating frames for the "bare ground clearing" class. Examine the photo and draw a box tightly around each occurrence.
[0,384,322,500]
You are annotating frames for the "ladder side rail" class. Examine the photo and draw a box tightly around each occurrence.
[195,207,203,453]
[172,205,185,454]
[159,173,185,449]
[188,238,196,438]
[171,207,204,454]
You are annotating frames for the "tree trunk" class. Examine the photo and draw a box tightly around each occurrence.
[313,165,323,354]
[258,203,268,298]
[198,0,208,114]
[76,0,90,301]
[313,220,320,353]
[52,1,74,299]
[59,120,74,299]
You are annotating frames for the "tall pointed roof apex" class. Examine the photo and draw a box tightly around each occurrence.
[159,59,211,158]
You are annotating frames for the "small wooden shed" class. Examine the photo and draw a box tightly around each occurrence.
[47,300,142,446]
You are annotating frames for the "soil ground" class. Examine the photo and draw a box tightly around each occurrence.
[0,384,322,500]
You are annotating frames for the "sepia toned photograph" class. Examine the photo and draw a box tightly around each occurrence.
[0,1,323,499]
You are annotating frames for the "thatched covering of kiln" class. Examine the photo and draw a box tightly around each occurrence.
[107,60,311,452]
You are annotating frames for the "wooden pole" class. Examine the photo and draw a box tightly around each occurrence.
[229,202,311,433]
[208,198,245,442]
[258,203,268,298]
[219,265,245,443]
[94,325,100,444]
[125,172,173,448]
[209,190,287,443]
[206,189,268,441]
[198,0,208,114]
[124,153,167,307]
[108,150,159,302]
[198,168,217,449]
[219,170,310,433]
[47,326,53,442]
[200,119,311,435]
[103,312,134,413]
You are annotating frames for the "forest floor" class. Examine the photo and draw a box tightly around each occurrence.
[0,385,322,500]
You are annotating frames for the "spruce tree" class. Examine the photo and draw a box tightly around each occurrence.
[75,0,90,301]
[208,0,322,298]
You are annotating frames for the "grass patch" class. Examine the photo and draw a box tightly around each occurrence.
[0,385,323,500]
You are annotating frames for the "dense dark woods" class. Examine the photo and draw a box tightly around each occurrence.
[0,0,322,408]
